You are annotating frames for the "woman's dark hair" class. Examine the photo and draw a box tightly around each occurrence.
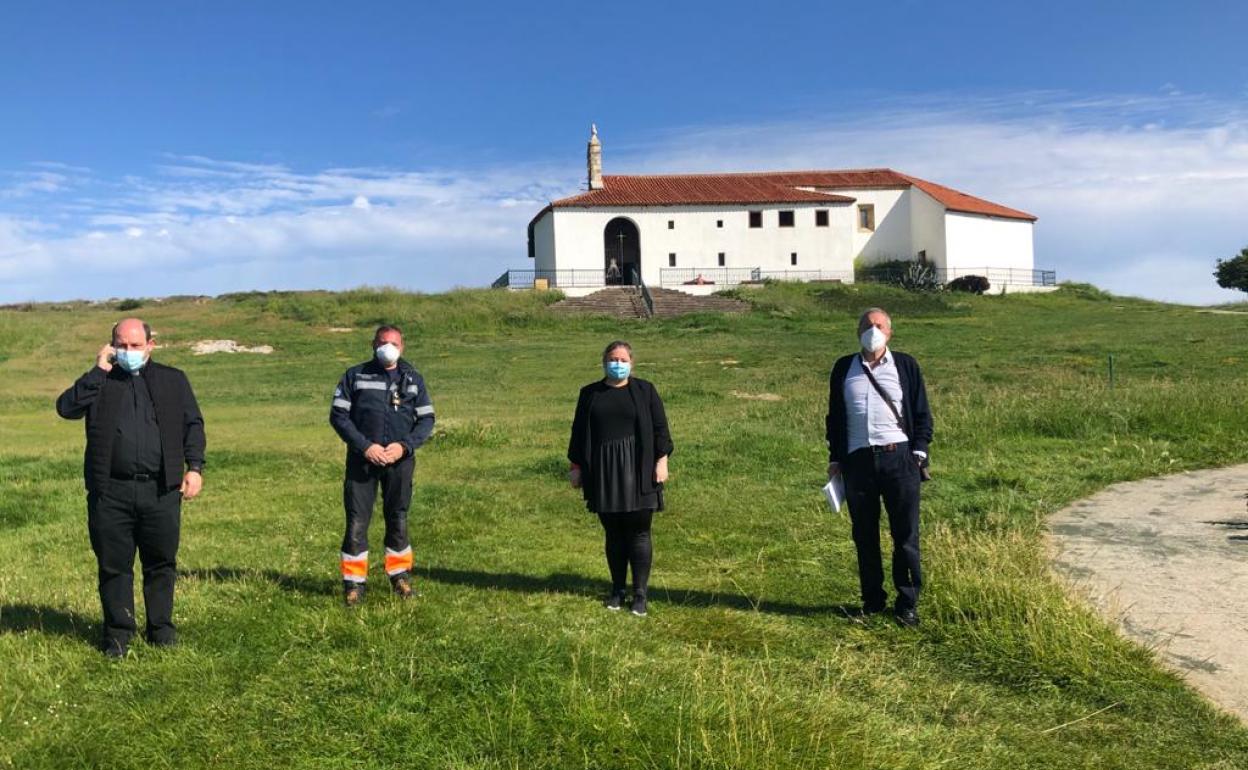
[601,340,633,362]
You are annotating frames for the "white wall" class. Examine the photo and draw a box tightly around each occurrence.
[943,213,1035,277]
[909,188,947,269]
[531,211,556,273]
[819,188,912,265]
[549,203,856,286]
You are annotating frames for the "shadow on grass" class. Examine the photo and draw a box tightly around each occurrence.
[0,603,97,644]
[179,567,337,596]
[180,564,857,619]
[423,566,850,618]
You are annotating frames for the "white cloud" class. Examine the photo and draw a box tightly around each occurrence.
[2,92,1247,304]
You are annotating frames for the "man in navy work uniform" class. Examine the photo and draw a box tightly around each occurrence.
[56,318,205,657]
[826,307,932,627]
[330,325,435,606]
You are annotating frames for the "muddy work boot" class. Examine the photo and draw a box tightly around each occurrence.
[391,575,415,600]
[343,583,366,608]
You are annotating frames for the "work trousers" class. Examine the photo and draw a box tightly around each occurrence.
[341,452,413,584]
[86,478,181,646]
[598,510,653,599]
[843,443,922,611]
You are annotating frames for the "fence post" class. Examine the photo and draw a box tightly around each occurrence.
[1108,353,1116,389]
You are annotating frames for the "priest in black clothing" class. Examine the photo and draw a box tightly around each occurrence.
[826,307,932,627]
[568,340,672,617]
[56,318,205,658]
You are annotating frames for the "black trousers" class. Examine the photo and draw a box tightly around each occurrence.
[843,443,922,611]
[342,452,413,582]
[597,510,653,598]
[87,478,181,646]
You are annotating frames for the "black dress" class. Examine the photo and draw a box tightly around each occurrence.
[587,385,658,514]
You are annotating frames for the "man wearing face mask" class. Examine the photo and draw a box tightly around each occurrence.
[825,307,932,627]
[56,318,206,658]
[329,325,435,606]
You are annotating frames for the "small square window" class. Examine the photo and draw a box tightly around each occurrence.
[858,204,875,231]
[668,220,675,230]
[778,210,795,227]
[716,219,723,228]
[718,252,725,266]
[791,252,798,266]
[815,210,829,227]
[917,250,927,263]
[668,253,677,267]
[748,211,762,228]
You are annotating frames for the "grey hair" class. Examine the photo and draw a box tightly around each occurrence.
[601,340,633,362]
[858,307,892,330]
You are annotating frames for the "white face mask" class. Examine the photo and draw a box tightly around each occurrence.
[859,326,887,353]
[375,343,400,366]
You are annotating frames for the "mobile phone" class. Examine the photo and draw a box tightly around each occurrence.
[106,345,117,364]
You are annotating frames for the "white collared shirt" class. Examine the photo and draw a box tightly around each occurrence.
[843,350,909,454]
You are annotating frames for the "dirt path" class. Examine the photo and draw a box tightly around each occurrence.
[1050,465,1248,722]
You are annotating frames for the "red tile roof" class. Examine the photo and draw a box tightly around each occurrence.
[549,168,1036,221]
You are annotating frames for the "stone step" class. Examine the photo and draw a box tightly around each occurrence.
[547,286,750,319]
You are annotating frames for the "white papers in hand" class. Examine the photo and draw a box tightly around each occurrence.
[822,476,846,512]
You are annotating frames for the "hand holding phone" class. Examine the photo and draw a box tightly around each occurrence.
[97,344,117,372]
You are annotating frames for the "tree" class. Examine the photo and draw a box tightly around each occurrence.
[1214,246,1248,294]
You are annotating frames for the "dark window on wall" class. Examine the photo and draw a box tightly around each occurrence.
[668,220,675,229]
[716,219,724,228]
[748,211,762,228]
[917,250,927,263]
[791,252,798,266]
[778,210,795,227]
[858,204,875,231]
[718,252,725,266]
[668,253,677,267]
[815,209,829,227]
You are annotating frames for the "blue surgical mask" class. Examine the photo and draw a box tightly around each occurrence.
[604,361,631,381]
[116,349,148,373]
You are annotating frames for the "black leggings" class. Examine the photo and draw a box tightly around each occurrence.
[597,510,653,598]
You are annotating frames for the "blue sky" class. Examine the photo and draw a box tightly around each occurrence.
[2,0,1247,303]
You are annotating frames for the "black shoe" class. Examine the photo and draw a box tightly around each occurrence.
[894,607,920,627]
[101,639,128,659]
[631,596,648,617]
[861,603,888,616]
[147,634,177,649]
[604,591,625,611]
[344,584,366,608]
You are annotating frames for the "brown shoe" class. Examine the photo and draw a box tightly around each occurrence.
[392,576,414,600]
[344,584,365,607]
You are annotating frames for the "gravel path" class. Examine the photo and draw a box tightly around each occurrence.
[1050,465,1248,722]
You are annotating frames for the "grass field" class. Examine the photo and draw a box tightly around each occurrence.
[1,282,1246,769]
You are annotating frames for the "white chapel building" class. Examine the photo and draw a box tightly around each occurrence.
[513,126,1048,296]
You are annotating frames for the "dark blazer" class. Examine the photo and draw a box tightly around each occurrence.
[568,377,673,502]
[826,351,932,464]
[56,362,206,493]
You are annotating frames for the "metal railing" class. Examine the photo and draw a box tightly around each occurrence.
[491,269,611,289]
[659,268,853,288]
[639,281,655,317]
[859,265,1057,287]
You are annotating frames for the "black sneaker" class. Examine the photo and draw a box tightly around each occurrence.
[894,607,920,627]
[630,596,648,617]
[604,591,625,611]
[101,639,128,659]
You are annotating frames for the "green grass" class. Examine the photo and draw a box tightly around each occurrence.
[1,283,1246,769]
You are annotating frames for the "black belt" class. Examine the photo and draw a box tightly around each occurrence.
[851,443,905,456]
[111,472,158,482]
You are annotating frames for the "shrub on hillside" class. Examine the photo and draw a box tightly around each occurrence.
[1213,246,1248,294]
[947,275,991,294]
[116,298,143,311]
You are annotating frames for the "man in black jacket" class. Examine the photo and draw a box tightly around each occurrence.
[330,325,435,606]
[56,318,205,657]
[826,307,932,627]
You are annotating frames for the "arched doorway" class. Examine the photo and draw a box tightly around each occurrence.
[603,217,640,285]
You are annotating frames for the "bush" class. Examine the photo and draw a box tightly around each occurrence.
[947,275,991,294]
[857,259,942,293]
[1213,246,1248,294]
[116,298,143,311]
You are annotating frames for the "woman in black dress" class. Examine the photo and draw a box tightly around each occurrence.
[568,341,672,616]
